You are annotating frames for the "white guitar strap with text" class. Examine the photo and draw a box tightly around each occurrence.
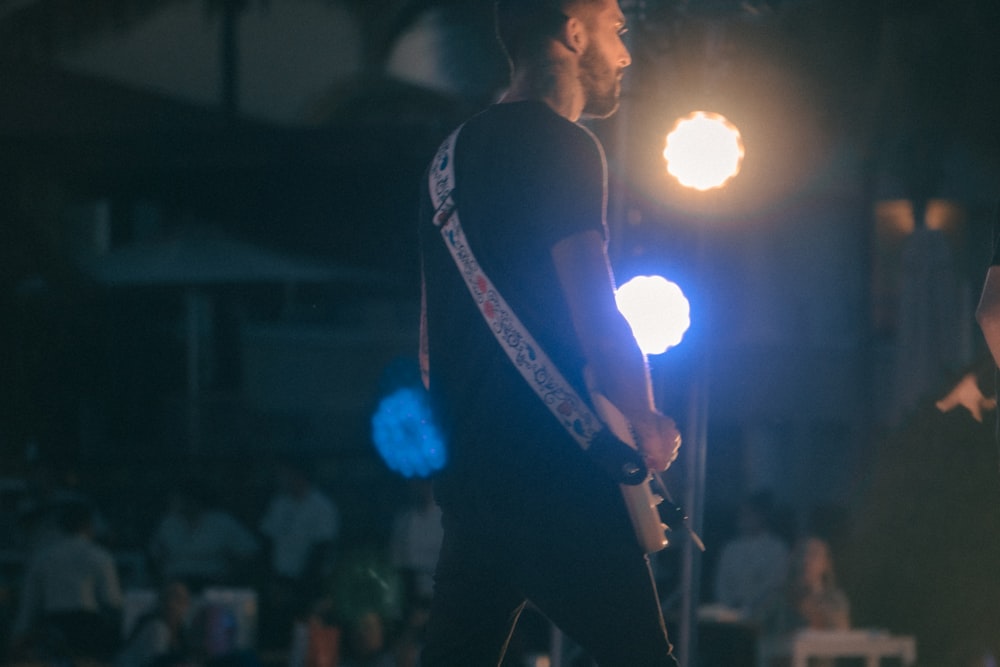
[427,127,605,453]
[426,127,703,554]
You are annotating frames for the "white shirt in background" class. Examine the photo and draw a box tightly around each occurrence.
[260,488,339,579]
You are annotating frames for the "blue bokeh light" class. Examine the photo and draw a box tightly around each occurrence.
[371,386,447,478]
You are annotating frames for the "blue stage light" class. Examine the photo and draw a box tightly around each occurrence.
[371,386,447,478]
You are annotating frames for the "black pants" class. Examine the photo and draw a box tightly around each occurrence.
[421,489,677,667]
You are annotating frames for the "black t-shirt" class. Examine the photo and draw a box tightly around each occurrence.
[419,101,621,527]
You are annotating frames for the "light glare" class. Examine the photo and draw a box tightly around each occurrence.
[664,111,745,191]
[616,275,691,356]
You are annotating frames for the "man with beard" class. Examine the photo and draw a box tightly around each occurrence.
[417,1,682,664]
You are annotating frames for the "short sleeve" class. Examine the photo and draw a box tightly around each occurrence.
[532,124,608,249]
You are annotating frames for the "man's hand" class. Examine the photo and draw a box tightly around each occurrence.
[936,371,997,423]
[633,413,682,472]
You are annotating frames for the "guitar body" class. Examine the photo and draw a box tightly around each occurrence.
[588,391,670,554]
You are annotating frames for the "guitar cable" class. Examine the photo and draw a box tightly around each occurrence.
[651,471,706,552]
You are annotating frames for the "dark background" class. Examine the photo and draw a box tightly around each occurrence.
[2,1,1000,664]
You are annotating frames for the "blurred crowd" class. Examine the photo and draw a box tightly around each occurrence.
[0,450,863,667]
[710,491,850,636]
[695,490,852,667]
[0,456,442,667]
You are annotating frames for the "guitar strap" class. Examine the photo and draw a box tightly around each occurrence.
[427,127,647,485]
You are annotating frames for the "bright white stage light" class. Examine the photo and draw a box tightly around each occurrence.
[664,111,744,191]
[616,275,691,356]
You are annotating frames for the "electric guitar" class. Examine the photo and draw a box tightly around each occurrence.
[588,386,705,554]
[587,390,672,553]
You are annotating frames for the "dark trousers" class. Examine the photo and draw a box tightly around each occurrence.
[421,494,678,667]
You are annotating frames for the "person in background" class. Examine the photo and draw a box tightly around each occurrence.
[975,202,1000,371]
[10,500,123,662]
[17,460,113,555]
[783,536,850,632]
[259,456,339,649]
[340,610,396,667]
[149,481,259,592]
[389,478,442,613]
[937,202,1000,449]
[387,479,441,667]
[116,580,192,667]
[935,360,996,424]
[713,491,790,632]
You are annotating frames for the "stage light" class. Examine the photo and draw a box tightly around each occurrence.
[616,275,691,355]
[371,386,447,478]
[664,111,744,191]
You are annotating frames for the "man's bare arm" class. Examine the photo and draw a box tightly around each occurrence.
[552,229,681,470]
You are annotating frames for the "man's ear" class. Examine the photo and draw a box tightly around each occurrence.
[558,15,587,54]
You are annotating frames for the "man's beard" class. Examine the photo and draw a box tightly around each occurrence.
[579,42,621,119]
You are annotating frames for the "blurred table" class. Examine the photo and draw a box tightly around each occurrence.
[758,629,916,667]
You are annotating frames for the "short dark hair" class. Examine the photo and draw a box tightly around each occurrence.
[495,0,601,69]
